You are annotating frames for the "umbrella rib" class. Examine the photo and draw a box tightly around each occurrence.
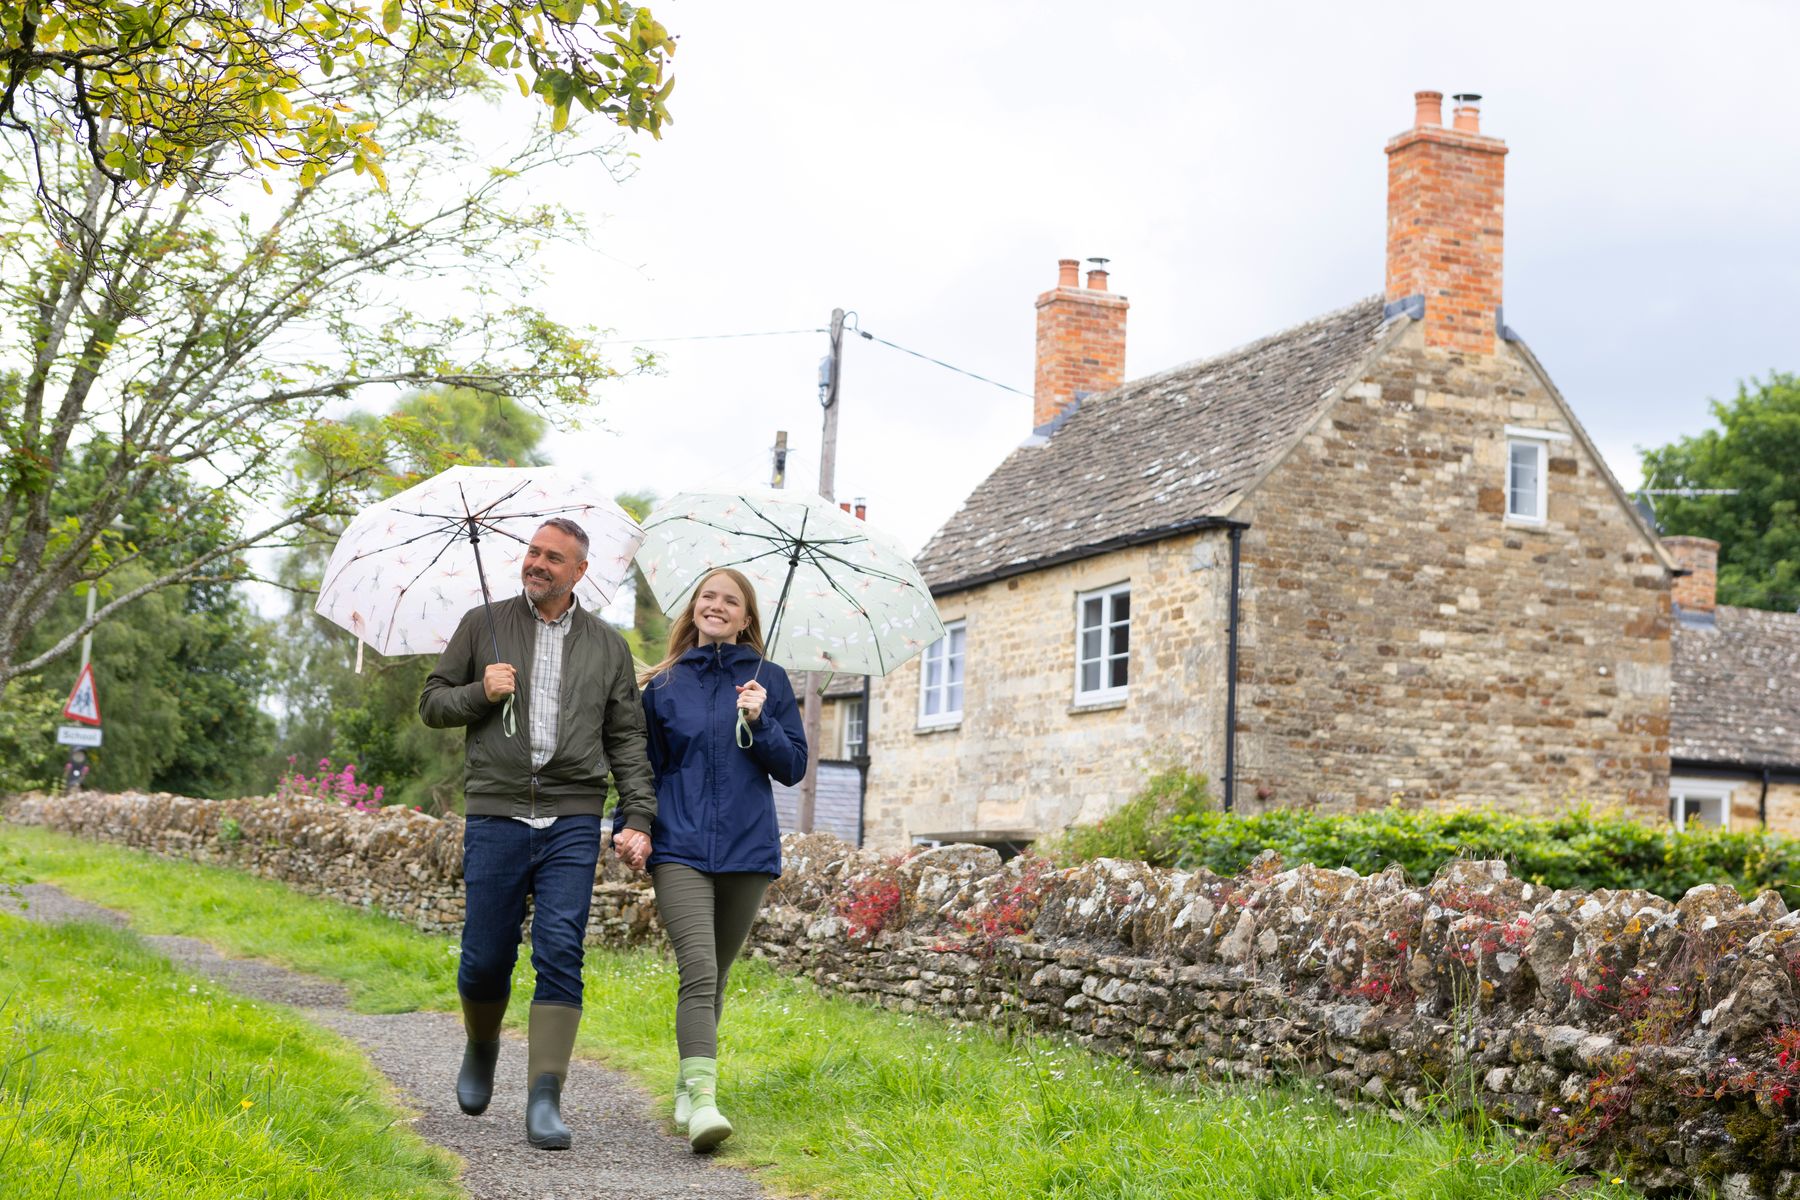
[809,551,892,673]
[379,533,466,649]
[647,514,795,547]
[799,540,919,587]
[316,520,465,597]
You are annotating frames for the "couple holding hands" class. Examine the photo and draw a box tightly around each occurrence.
[420,516,808,1154]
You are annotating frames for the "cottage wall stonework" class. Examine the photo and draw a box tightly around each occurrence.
[1229,327,1672,815]
[865,534,1233,849]
[13,790,1800,1198]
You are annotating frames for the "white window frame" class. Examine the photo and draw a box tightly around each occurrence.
[917,621,966,728]
[1670,777,1732,832]
[842,699,866,758]
[1505,437,1548,524]
[1074,582,1131,705]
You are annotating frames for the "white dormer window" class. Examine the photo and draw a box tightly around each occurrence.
[1507,439,1546,523]
[1502,426,1570,525]
[1671,777,1732,831]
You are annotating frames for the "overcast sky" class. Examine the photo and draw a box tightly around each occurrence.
[509,0,1798,555]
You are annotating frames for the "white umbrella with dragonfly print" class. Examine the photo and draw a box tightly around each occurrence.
[635,488,945,743]
[314,465,643,731]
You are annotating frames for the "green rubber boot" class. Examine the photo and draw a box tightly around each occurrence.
[679,1056,732,1152]
[525,1003,581,1150]
[672,1072,692,1133]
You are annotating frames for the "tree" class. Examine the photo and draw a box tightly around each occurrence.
[0,1,674,198]
[1640,372,1800,612]
[0,45,656,697]
[4,441,276,795]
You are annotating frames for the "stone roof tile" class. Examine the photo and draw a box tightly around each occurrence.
[1671,605,1800,770]
[915,297,1392,592]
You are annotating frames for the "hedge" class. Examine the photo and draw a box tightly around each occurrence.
[1044,770,1800,907]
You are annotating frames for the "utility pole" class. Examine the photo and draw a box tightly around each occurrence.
[770,430,788,489]
[797,308,846,834]
[78,583,96,672]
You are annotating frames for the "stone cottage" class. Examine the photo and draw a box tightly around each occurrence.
[1663,536,1800,834]
[862,90,1687,851]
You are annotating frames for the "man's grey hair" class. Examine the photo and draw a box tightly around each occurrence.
[537,517,590,560]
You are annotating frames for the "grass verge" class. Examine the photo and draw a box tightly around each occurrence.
[0,910,460,1199]
[1,825,1647,1199]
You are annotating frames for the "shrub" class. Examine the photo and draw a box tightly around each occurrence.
[1039,768,1212,866]
[1053,770,1800,906]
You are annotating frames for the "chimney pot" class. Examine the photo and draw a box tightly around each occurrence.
[1085,268,1109,291]
[1056,258,1080,289]
[1413,90,1444,128]
[853,499,867,520]
[839,501,851,514]
[1452,93,1482,133]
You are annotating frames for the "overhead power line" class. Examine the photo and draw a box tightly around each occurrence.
[852,328,1032,398]
[591,320,1033,400]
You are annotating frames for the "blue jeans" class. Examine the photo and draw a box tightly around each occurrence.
[458,814,601,1009]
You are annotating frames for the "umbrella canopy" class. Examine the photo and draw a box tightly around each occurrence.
[636,488,944,677]
[314,465,643,661]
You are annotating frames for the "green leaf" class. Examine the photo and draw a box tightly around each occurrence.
[382,0,402,33]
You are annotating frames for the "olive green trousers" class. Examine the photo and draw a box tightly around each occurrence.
[651,863,772,1059]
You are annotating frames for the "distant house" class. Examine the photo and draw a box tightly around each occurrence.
[861,90,1691,853]
[1664,537,1800,832]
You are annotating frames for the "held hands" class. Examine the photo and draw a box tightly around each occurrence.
[613,827,651,873]
[734,680,767,724]
[483,663,516,703]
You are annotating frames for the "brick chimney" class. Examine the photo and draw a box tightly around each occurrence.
[1663,536,1720,613]
[1033,258,1128,433]
[1385,90,1508,355]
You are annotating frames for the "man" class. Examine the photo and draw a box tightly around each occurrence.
[420,517,655,1150]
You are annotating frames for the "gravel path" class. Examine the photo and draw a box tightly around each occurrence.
[4,883,771,1200]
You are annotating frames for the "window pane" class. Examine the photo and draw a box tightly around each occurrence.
[1109,623,1129,657]
[1109,655,1128,689]
[1080,661,1100,693]
[1082,597,1102,629]
[947,680,962,713]
[949,626,966,656]
[1112,591,1130,622]
[1081,628,1101,660]
[924,689,941,716]
[1509,443,1539,517]
[948,651,963,686]
[926,658,941,690]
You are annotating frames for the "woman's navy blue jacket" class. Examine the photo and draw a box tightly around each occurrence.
[628,641,809,877]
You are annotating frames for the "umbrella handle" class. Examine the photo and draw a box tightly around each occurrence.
[502,694,518,739]
[735,708,753,749]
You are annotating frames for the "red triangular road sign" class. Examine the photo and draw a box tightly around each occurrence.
[63,662,102,726]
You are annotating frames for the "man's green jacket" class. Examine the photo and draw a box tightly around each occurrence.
[419,594,656,831]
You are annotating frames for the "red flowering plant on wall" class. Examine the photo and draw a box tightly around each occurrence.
[956,855,1059,959]
[276,756,385,812]
[836,855,910,943]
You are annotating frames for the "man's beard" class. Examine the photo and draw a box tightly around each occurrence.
[524,573,571,603]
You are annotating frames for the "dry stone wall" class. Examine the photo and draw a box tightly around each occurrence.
[11,790,1800,1197]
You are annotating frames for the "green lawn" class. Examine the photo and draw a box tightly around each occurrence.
[0,824,1650,1199]
[0,910,460,1199]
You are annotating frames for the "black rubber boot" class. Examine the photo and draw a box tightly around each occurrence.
[524,1003,581,1150]
[525,1073,571,1150]
[457,1039,502,1115]
[456,996,508,1116]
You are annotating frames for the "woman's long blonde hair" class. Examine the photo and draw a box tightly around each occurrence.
[638,567,767,687]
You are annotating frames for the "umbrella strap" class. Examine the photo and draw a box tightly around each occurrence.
[735,708,754,749]
[502,694,517,738]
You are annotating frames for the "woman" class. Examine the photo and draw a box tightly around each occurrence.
[627,567,808,1151]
